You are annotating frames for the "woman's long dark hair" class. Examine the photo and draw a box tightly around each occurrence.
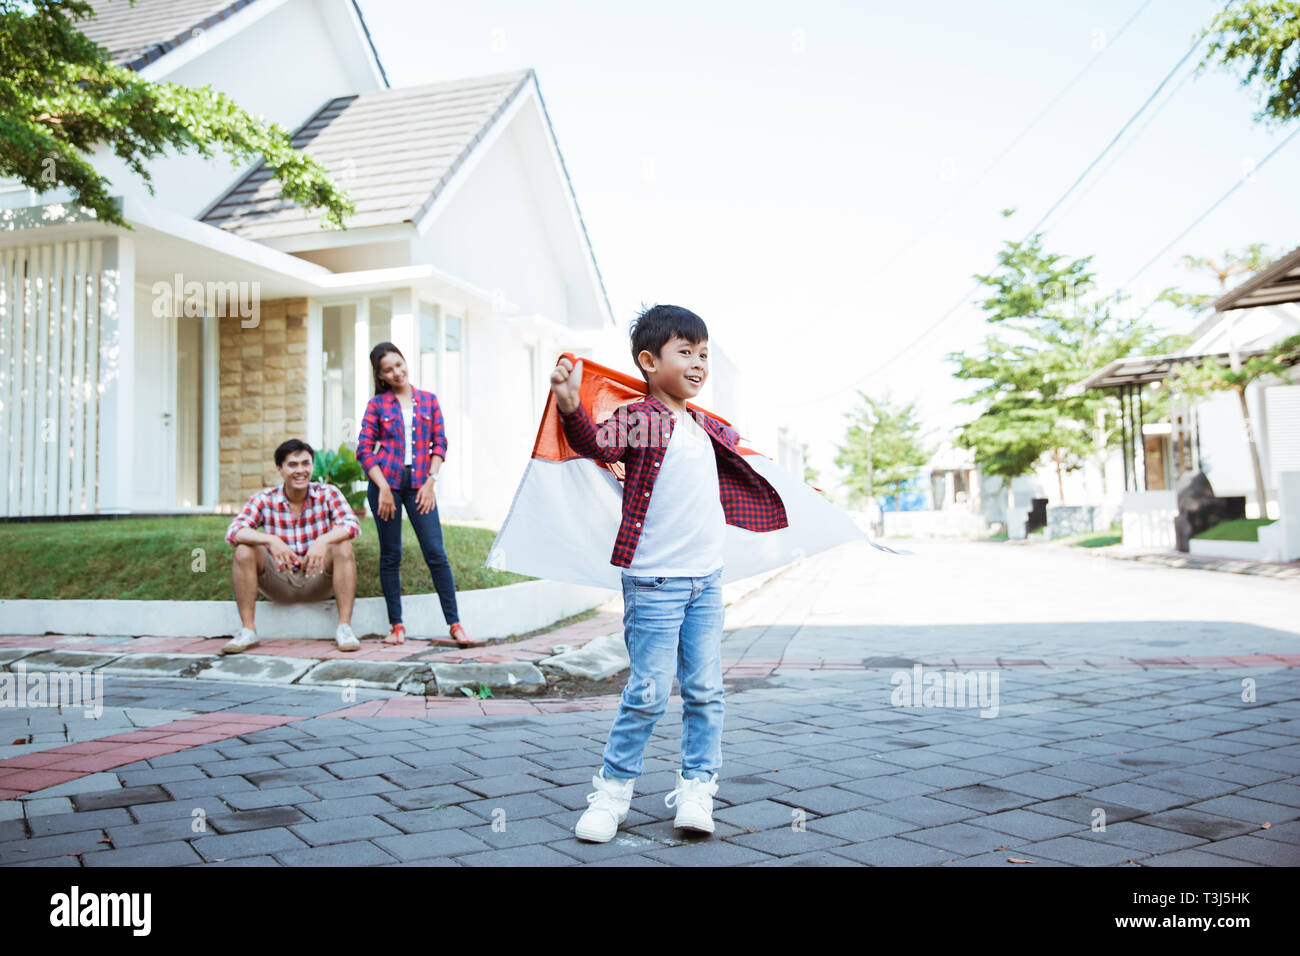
[370,341,405,395]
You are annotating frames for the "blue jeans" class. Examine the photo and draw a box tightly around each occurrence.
[602,568,725,782]
[367,466,460,627]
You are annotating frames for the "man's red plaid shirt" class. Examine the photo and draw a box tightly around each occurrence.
[559,393,788,568]
[224,481,361,557]
[356,388,448,488]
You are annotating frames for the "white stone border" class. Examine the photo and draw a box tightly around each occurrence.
[0,579,613,640]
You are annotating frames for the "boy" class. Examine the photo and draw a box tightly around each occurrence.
[549,304,787,842]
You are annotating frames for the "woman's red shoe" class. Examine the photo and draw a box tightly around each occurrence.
[449,622,477,647]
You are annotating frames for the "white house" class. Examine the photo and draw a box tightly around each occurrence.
[0,0,613,523]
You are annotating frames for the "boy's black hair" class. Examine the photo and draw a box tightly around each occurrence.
[629,304,708,380]
[274,438,316,468]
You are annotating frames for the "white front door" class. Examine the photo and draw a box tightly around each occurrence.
[132,288,176,509]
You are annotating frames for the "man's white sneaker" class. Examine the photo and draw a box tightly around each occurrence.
[574,770,635,843]
[335,623,360,652]
[665,771,718,833]
[221,627,259,655]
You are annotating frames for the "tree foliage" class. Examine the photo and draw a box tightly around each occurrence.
[834,392,931,505]
[949,232,1188,497]
[0,0,354,228]
[1199,0,1300,126]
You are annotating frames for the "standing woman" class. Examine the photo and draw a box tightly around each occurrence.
[357,342,475,646]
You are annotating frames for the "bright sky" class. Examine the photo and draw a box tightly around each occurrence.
[360,0,1300,488]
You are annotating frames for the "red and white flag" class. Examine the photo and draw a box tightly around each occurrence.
[487,355,886,589]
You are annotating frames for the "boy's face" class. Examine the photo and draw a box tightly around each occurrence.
[638,335,708,402]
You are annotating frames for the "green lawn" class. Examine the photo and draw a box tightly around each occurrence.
[0,516,531,600]
[1193,518,1276,543]
[1056,525,1122,548]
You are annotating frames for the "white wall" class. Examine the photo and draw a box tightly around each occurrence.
[416,111,569,325]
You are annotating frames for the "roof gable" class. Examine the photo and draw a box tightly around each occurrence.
[200,70,532,239]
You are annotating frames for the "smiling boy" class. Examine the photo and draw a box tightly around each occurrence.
[550,304,787,842]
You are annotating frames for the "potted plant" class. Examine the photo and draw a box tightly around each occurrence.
[312,443,367,519]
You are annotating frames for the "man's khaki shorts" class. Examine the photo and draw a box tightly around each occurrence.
[257,548,334,604]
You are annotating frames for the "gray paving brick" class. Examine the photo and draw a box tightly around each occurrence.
[220,785,318,811]
[1031,796,1145,826]
[83,841,203,867]
[1198,835,1300,865]
[833,775,936,801]
[207,806,311,834]
[930,785,1036,813]
[459,773,549,798]
[302,776,396,799]
[296,794,399,821]
[192,827,309,862]
[162,776,256,800]
[1189,794,1300,826]
[805,808,918,841]
[900,821,1021,856]
[725,827,849,857]
[1141,848,1260,867]
[378,805,484,833]
[464,816,573,849]
[871,795,979,827]
[1077,821,1207,854]
[28,807,133,836]
[456,792,565,821]
[769,785,879,815]
[0,828,112,862]
[274,840,399,866]
[831,836,956,866]
[1238,781,1300,808]
[454,843,580,866]
[1080,783,1191,814]
[1132,808,1258,842]
[107,818,207,848]
[274,746,354,767]
[374,829,491,861]
[290,815,402,846]
[714,799,799,831]
[115,765,208,787]
[968,808,1084,841]
[243,766,337,788]
[381,765,473,789]
[1018,836,1147,866]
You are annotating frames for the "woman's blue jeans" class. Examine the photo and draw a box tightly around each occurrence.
[367,467,460,627]
[601,568,725,782]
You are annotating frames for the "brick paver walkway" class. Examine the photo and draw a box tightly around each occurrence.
[2,540,1297,866]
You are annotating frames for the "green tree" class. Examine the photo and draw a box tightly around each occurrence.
[1171,333,1300,514]
[950,232,1187,502]
[834,392,930,506]
[0,0,353,228]
[1156,244,1273,313]
[1199,0,1300,126]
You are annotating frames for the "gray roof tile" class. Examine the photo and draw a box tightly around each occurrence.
[76,0,256,69]
[200,70,533,240]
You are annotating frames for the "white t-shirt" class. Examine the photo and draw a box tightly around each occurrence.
[625,410,726,577]
[400,400,414,466]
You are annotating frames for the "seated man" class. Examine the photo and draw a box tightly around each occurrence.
[222,438,362,653]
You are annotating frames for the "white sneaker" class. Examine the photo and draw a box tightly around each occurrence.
[665,771,719,833]
[221,627,259,655]
[574,770,635,843]
[335,623,360,652]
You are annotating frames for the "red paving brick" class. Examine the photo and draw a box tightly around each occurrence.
[0,713,302,800]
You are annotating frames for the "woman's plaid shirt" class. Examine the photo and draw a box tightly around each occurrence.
[356,388,447,488]
[559,393,788,568]
[224,482,361,556]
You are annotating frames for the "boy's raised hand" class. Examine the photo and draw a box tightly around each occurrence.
[550,356,583,414]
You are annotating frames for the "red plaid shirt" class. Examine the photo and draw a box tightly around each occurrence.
[224,481,361,557]
[356,388,447,488]
[559,393,788,568]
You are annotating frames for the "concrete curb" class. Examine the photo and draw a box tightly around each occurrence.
[0,579,613,640]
